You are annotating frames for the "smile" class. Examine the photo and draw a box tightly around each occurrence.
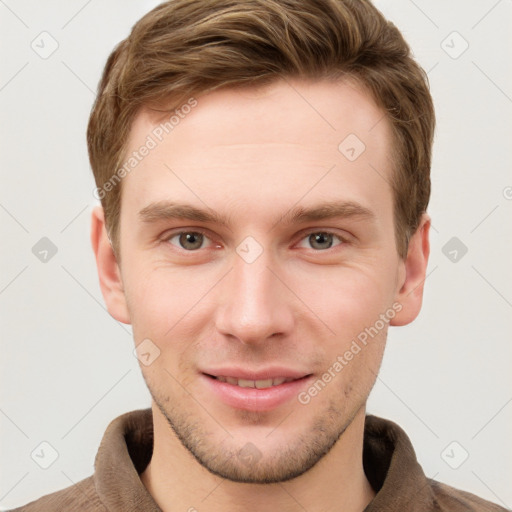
[210,376,298,388]
[201,372,313,411]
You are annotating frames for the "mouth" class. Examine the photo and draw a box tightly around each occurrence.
[204,374,303,389]
[200,370,313,411]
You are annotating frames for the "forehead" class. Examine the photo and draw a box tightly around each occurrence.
[121,78,394,222]
[133,77,390,154]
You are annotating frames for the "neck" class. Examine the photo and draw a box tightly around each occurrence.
[141,404,375,512]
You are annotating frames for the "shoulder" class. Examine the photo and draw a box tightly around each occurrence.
[430,479,508,511]
[8,476,107,511]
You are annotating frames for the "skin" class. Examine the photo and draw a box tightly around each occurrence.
[91,78,430,512]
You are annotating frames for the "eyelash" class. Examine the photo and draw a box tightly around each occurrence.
[162,229,347,252]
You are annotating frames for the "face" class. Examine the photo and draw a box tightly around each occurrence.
[93,78,429,483]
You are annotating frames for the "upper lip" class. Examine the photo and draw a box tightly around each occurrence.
[202,367,311,380]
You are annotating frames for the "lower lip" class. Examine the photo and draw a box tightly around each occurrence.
[200,373,313,411]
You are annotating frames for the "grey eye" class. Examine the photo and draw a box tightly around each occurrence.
[169,232,208,250]
[308,232,334,250]
[296,232,343,251]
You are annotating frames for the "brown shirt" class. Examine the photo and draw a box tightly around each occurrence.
[9,408,506,511]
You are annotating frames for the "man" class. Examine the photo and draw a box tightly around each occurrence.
[10,0,506,511]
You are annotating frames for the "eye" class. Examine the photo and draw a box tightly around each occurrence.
[166,231,214,251]
[297,231,344,251]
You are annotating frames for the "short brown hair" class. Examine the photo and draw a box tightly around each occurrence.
[87,0,435,258]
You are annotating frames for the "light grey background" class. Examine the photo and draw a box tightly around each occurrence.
[1,0,511,509]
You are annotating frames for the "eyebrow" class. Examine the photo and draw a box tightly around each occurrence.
[138,200,375,227]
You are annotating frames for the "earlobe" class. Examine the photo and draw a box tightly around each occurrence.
[390,214,431,326]
[90,206,131,324]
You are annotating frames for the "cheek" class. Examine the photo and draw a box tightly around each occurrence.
[124,265,189,341]
[127,273,200,392]
[293,264,398,338]
[124,264,216,378]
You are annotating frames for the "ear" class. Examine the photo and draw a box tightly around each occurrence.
[90,206,131,324]
[390,213,430,326]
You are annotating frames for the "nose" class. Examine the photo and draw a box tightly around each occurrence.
[214,249,295,346]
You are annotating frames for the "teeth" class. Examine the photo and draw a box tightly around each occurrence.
[214,376,296,388]
[255,379,273,389]
[238,378,255,388]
